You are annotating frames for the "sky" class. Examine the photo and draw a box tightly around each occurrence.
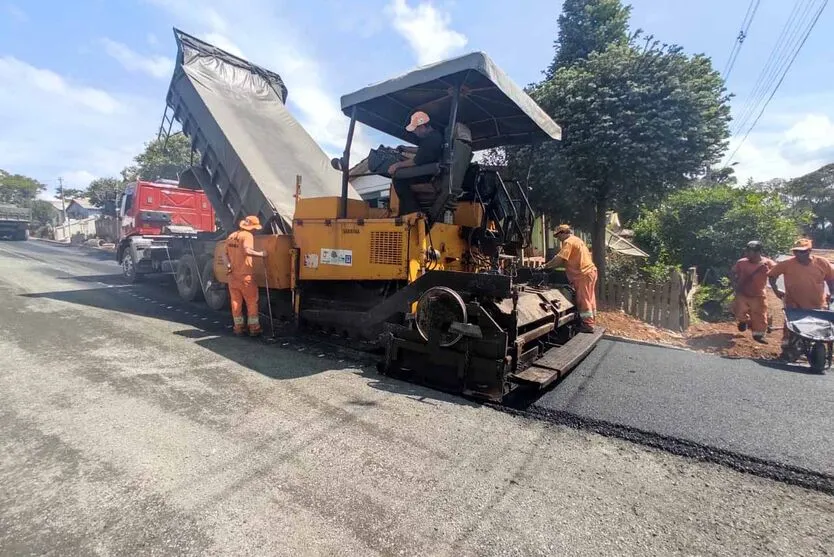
[1,0,833,199]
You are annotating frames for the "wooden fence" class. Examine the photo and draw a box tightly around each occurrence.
[598,267,698,331]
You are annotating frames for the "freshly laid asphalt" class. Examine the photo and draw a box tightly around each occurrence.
[532,338,834,480]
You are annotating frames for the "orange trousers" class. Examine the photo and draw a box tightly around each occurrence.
[572,268,598,326]
[733,294,767,335]
[228,274,260,333]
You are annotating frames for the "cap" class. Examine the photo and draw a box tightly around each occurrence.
[239,215,262,231]
[792,238,813,251]
[554,224,572,235]
[405,111,430,132]
[746,240,763,251]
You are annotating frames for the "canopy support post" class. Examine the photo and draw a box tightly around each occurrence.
[340,106,357,219]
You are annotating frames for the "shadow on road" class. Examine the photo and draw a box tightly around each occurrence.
[22,283,475,405]
[750,358,824,376]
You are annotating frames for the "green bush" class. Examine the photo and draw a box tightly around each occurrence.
[633,185,808,277]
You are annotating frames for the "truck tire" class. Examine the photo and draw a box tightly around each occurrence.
[176,254,203,302]
[122,251,142,283]
[14,229,28,241]
[202,259,228,311]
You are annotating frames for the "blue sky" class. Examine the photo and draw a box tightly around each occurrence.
[1,0,832,199]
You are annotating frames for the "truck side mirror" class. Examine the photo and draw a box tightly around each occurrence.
[330,157,343,171]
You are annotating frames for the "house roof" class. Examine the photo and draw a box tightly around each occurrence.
[67,198,97,210]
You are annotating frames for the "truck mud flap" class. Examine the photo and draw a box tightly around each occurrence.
[510,328,604,389]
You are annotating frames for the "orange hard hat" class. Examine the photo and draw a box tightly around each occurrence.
[239,215,262,231]
[405,111,430,132]
[792,238,813,251]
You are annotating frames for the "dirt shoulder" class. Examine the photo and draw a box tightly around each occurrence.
[598,288,785,359]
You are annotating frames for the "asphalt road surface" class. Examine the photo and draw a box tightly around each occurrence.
[0,239,832,556]
[533,339,834,479]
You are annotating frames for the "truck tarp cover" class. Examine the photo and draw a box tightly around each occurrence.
[171,30,358,230]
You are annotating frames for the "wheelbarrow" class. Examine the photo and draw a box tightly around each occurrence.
[782,307,834,373]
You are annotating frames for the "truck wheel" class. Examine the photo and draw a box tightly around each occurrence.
[202,259,228,311]
[15,229,28,241]
[176,254,203,302]
[122,252,142,283]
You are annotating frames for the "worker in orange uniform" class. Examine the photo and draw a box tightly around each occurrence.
[768,238,834,353]
[543,224,598,333]
[222,215,266,337]
[731,241,775,344]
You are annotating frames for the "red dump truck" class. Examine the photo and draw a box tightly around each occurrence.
[115,179,225,307]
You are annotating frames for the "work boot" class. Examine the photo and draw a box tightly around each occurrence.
[248,326,263,338]
[737,322,748,332]
[233,327,246,337]
[579,323,595,334]
[753,334,767,344]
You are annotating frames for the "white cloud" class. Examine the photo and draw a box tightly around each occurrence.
[730,111,834,184]
[0,56,122,115]
[100,38,173,79]
[0,57,155,197]
[386,0,468,66]
[5,3,27,22]
[147,33,159,47]
[146,0,371,161]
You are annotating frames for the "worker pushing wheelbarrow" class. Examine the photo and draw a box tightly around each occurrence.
[768,238,834,371]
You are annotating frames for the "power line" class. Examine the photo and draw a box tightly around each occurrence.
[725,0,828,166]
[722,0,762,82]
[729,0,817,138]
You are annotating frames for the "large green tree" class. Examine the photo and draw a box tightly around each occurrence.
[519,1,731,281]
[0,169,46,205]
[547,0,631,76]
[122,134,194,182]
[633,185,806,276]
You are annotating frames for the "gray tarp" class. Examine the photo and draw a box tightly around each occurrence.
[170,30,358,232]
[340,52,562,151]
[785,309,834,341]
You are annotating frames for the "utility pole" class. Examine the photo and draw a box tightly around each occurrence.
[58,177,67,225]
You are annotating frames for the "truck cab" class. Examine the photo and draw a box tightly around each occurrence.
[118,179,215,239]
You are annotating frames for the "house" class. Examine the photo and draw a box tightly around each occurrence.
[349,157,391,208]
[65,198,102,220]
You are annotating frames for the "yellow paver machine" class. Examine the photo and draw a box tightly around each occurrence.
[165,30,604,402]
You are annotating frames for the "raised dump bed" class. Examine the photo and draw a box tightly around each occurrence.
[165,29,360,234]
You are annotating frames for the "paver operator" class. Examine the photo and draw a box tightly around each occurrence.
[768,238,834,352]
[387,111,444,215]
[542,224,598,333]
[222,215,266,337]
[732,241,775,344]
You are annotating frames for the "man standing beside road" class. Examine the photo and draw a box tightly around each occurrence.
[223,215,266,337]
[543,224,598,333]
[732,241,775,344]
[768,238,834,353]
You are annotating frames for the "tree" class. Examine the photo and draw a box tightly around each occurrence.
[782,163,834,246]
[633,185,806,277]
[30,199,58,227]
[520,18,731,281]
[547,0,631,76]
[122,134,194,181]
[0,169,46,205]
[86,177,125,209]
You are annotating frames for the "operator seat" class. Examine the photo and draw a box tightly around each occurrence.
[392,123,474,218]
